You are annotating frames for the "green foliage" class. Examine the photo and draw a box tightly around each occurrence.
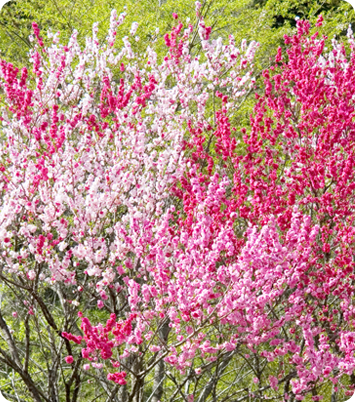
[1,0,354,66]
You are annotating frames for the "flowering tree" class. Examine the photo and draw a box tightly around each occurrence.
[0,6,258,402]
[0,5,354,402]
[169,16,355,402]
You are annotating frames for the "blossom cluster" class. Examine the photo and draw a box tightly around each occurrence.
[1,9,355,400]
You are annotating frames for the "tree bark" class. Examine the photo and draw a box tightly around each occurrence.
[151,319,170,402]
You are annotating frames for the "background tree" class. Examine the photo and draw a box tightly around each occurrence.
[0,0,354,131]
[1,0,354,64]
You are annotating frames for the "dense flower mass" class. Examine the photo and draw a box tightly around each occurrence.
[0,7,355,402]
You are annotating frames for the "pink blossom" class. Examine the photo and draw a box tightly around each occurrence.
[65,356,74,364]
[269,376,278,391]
[27,270,36,280]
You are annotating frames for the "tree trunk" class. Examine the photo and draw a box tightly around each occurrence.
[151,320,170,402]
